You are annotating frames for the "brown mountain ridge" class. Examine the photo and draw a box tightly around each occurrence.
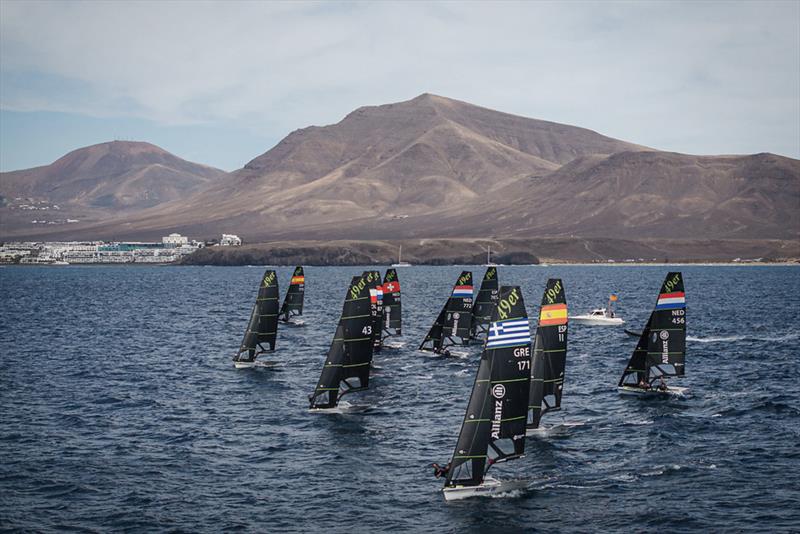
[1,94,798,261]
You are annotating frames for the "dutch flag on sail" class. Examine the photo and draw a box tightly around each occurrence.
[486,319,531,348]
[370,287,384,303]
[656,291,685,310]
[452,285,473,298]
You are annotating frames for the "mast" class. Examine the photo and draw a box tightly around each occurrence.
[419,271,474,353]
[469,266,499,341]
[233,269,280,363]
[381,268,402,338]
[527,279,568,430]
[618,272,686,387]
[444,286,531,488]
[363,270,384,353]
[279,266,305,322]
[309,275,375,409]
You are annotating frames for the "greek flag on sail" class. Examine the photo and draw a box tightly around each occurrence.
[486,319,531,348]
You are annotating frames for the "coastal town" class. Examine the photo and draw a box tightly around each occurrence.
[0,233,241,264]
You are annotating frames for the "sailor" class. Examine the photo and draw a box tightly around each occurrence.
[638,378,649,389]
[431,462,451,478]
[657,377,668,391]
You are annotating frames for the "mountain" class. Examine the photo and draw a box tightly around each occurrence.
[1,94,798,261]
[0,141,227,233]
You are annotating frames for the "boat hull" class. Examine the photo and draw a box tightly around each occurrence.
[308,401,369,414]
[568,315,624,326]
[233,360,280,369]
[617,385,688,397]
[442,478,527,501]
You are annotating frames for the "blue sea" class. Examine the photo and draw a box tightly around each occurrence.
[1,265,799,532]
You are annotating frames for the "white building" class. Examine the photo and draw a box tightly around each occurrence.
[162,233,189,247]
[220,234,242,246]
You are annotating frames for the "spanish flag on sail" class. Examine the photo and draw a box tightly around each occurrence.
[539,303,568,326]
[291,275,305,285]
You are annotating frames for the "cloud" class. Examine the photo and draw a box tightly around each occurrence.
[1,0,798,158]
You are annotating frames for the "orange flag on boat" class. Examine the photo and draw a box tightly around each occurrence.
[609,294,618,301]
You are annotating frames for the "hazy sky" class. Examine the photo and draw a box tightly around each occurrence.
[1,0,798,171]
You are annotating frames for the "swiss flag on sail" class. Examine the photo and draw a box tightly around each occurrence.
[383,281,400,293]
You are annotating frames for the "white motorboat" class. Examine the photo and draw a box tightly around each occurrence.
[568,307,624,326]
[569,295,623,325]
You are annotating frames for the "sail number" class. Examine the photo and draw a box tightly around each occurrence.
[362,326,372,335]
[671,309,685,325]
[497,288,520,320]
[517,360,530,371]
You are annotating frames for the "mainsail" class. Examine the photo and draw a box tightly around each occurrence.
[419,271,474,354]
[363,270,384,353]
[279,265,305,322]
[381,268,402,339]
[618,272,686,388]
[444,286,532,488]
[469,267,499,341]
[527,278,568,430]
[233,269,280,363]
[309,275,375,409]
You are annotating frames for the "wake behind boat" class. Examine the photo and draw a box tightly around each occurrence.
[434,286,533,501]
[618,272,687,396]
[233,269,280,368]
[569,294,624,326]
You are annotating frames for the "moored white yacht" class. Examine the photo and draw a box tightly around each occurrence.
[569,295,624,325]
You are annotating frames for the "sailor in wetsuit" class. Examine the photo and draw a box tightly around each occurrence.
[431,462,451,478]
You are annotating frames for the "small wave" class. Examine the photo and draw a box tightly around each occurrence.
[454,369,470,377]
[623,419,653,426]
[688,332,800,343]
[687,335,745,343]
[489,489,526,499]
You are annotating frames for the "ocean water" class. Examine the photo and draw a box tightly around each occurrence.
[1,265,798,532]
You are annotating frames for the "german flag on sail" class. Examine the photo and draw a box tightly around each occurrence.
[539,303,567,326]
[291,275,305,285]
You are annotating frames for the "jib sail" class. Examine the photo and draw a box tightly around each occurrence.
[618,272,686,387]
[309,275,375,409]
[381,268,402,338]
[233,269,280,363]
[527,279,568,429]
[279,266,305,322]
[419,271,474,354]
[470,267,499,341]
[445,286,532,488]
[363,270,384,353]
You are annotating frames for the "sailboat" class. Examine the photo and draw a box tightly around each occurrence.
[308,274,376,413]
[483,245,503,267]
[618,272,687,396]
[381,268,404,349]
[437,286,532,501]
[569,294,624,326]
[363,270,384,354]
[233,269,280,369]
[469,266,499,342]
[419,271,474,357]
[526,278,572,436]
[391,245,412,267]
[279,266,305,326]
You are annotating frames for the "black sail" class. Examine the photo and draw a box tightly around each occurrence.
[362,270,384,353]
[233,269,280,363]
[527,279,569,429]
[279,265,305,322]
[381,268,402,337]
[619,272,686,387]
[470,267,499,341]
[309,275,375,409]
[419,271,474,353]
[445,286,531,488]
